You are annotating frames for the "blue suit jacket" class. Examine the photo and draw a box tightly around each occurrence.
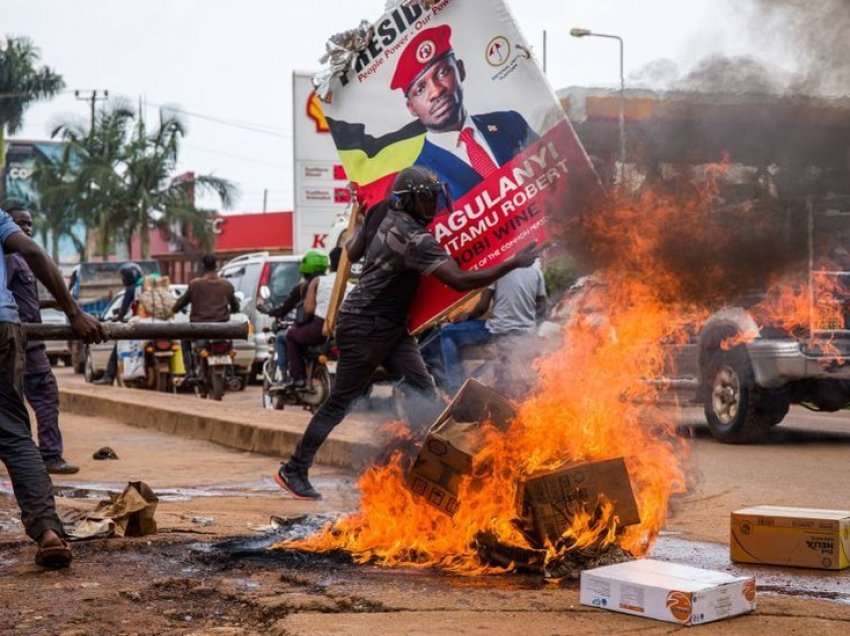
[413,110,539,201]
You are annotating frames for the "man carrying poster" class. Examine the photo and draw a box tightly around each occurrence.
[276,166,538,500]
[321,0,599,334]
[393,24,539,201]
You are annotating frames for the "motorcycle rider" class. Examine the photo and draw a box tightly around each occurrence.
[275,166,538,500]
[283,247,352,389]
[173,254,240,378]
[432,260,547,393]
[93,261,144,385]
[173,254,239,323]
[258,251,329,385]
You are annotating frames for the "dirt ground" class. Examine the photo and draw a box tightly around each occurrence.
[2,390,850,634]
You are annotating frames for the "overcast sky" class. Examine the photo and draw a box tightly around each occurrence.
[6,0,772,212]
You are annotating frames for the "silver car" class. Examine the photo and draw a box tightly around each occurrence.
[219,252,303,380]
[41,308,72,366]
[83,284,255,387]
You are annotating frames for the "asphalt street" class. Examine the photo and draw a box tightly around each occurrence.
[0,374,848,634]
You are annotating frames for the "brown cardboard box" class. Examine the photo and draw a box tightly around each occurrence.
[519,458,641,546]
[731,505,850,570]
[407,379,515,516]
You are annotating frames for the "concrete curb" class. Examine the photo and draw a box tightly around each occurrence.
[58,387,380,470]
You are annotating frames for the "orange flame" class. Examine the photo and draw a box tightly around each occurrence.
[274,179,752,572]
[721,269,847,353]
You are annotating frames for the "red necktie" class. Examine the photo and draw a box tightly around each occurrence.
[458,127,498,178]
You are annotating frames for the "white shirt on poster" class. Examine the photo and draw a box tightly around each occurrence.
[425,112,499,168]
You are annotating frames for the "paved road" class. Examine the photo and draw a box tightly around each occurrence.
[1,372,849,633]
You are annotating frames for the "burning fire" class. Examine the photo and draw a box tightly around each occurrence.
[723,271,847,352]
[277,169,846,574]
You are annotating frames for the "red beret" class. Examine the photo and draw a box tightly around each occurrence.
[390,25,454,93]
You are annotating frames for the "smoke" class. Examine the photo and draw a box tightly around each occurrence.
[748,0,850,97]
[673,55,789,95]
[558,177,812,309]
[627,1,850,97]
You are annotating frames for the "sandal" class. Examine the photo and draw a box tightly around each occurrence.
[35,539,72,569]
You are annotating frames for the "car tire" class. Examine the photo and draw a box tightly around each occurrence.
[83,347,102,383]
[72,342,86,374]
[702,344,782,443]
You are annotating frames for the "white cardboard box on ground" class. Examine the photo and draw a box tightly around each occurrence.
[580,559,756,626]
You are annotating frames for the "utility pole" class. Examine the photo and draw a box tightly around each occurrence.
[263,188,268,213]
[74,89,109,133]
[570,29,627,185]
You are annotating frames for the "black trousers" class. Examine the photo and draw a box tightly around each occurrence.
[23,360,63,461]
[0,323,63,541]
[290,313,440,470]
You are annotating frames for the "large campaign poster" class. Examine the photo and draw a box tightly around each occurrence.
[292,71,353,253]
[320,0,599,331]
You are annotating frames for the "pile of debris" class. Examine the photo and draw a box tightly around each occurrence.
[406,380,641,578]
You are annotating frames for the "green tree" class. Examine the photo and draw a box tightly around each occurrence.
[121,107,236,258]
[0,36,64,196]
[51,101,235,258]
[51,101,136,257]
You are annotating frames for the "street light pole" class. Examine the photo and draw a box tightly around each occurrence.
[570,28,627,185]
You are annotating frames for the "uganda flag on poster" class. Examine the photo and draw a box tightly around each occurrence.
[321,0,600,332]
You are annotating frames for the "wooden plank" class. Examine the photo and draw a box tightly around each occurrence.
[23,321,249,341]
[323,203,362,337]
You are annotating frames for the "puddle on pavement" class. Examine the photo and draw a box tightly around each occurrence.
[651,534,850,604]
[199,515,850,601]
[2,476,349,503]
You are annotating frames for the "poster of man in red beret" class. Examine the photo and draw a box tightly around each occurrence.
[321,0,599,332]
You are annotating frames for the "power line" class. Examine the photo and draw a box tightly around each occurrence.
[0,89,77,100]
[145,100,292,139]
[183,143,290,169]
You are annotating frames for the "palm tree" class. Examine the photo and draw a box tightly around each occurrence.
[51,101,236,258]
[120,107,236,258]
[51,100,136,257]
[0,36,64,197]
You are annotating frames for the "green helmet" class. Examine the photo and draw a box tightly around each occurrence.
[299,250,329,276]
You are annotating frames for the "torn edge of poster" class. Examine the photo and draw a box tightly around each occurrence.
[313,0,442,101]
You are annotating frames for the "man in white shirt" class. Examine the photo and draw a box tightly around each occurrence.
[432,262,547,393]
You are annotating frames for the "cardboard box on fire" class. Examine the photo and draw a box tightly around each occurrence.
[731,506,850,570]
[407,379,516,516]
[580,559,756,626]
[519,458,641,546]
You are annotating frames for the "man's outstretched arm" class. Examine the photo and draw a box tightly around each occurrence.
[432,242,538,292]
[4,232,105,342]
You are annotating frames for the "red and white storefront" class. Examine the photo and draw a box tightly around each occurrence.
[134,210,294,284]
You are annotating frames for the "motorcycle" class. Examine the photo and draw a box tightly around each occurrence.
[116,337,179,393]
[193,339,240,401]
[260,319,333,412]
[144,338,179,393]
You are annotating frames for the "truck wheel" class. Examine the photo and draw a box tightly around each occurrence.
[703,345,776,443]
